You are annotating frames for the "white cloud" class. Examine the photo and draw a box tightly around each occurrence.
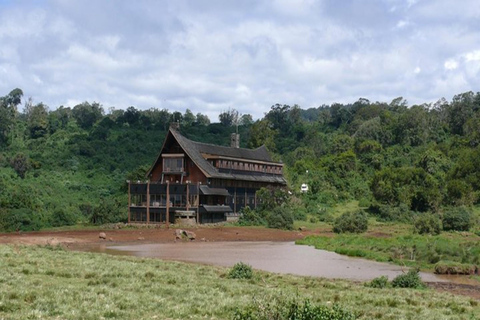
[444,59,459,70]
[0,0,478,118]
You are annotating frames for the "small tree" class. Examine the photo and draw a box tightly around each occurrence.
[266,206,294,230]
[442,207,472,231]
[333,210,368,233]
[413,213,442,235]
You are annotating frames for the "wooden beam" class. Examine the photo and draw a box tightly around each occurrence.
[146,180,150,224]
[127,181,131,223]
[166,180,170,229]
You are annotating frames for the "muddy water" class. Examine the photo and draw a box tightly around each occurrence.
[96,241,447,282]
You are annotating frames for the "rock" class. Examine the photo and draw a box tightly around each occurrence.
[138,237,145,240]
[200,237,206,242]
[185,231,196,240]
[99,232,107,240]
[298,226,307,231]
[108,238,113,242]
[47,238,59,246]
[174,229,183,240]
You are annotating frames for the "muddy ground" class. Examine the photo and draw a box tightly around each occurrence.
[1,226,479,300]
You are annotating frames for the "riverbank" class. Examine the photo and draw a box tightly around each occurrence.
[0,225,316,247]
[0,245,478,320]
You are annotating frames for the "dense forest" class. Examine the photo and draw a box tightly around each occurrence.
[1,88,480,231]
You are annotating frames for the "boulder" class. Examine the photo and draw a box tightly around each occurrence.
[174,229,183,240]
[99,232,107,240]
[185,231,196,240]
[47,238,59,246]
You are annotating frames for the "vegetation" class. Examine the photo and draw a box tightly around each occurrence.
[297,226,480,270]
[234,298,356,320]
[0,245,479,320]
[391,269,426,289]
[228,262,254,279]
[2,88,480,231]
[332,210,368,233]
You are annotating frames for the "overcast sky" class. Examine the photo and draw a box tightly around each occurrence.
[1,0,479,120]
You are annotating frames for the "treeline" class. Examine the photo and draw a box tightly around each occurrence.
[254,93,480,224]
[0,89,251,231]
[1,88,480,230]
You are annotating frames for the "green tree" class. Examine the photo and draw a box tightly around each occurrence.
[72,102,104,129]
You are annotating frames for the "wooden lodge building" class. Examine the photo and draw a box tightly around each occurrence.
[128,124,287,225]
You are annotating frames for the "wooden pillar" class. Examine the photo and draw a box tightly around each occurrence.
[166,180,170,229]
[186,181,190,211]
[127,181,131,223]
[244,188,247,210]
[196,182,200,225]
[234,186,237,214]
[146,181,150,224]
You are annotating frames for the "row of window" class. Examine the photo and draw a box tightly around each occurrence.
[130,194,198,208]
[213,159,282,174]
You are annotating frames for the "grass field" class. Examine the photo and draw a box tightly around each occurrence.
[0,245,479,319]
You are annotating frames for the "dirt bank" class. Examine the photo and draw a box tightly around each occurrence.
[0,226,316,247]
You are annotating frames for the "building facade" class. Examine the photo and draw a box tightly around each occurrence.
[128,125,286,224]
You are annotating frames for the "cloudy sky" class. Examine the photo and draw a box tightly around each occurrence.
[0,0,479,120]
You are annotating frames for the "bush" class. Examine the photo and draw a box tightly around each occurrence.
[234,298,356,320]
[266,206,294,230]
[442,207,472,231]
[228,262,253,279]
[368,203,414,223]
[366,276,389,289]
[391,269,425,289]
[434,261,478,275]
[238,207,265,226]
[50,208,78,227]
[333,210,368,234]
[0,208,44,232]
[413,213,442,235]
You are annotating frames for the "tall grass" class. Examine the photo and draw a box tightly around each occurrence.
[0,245,479,319]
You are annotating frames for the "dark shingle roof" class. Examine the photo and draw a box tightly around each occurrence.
[165,128,286,185]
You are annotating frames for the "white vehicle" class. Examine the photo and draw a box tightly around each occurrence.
[300,183,309,193]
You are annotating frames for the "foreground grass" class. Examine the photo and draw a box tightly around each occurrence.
[1,245,479,319]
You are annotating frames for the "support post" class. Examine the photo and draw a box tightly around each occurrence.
[127,181,131,223]
[196,182,200,225]
[234,186,237,214]
[166,180,170,229]
[146,180,150,224]
[186,181,190,211]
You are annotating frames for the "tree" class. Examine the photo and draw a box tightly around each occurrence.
[10,153,29,179]
[123,106,140,125]
[247,119,277,151]
[0,88,23,144]
[183,109,196,126]
[72,102,104,129]
[196,112,210,126]
[239,114,253,126]
[24,98,48,138]
[218,108,239,126]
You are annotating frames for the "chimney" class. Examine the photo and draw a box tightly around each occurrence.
[170,122,180,130]
[230,133,240,148]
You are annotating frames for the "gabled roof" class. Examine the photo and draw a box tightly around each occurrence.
[147,128,286,185]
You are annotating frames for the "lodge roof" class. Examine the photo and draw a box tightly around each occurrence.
[147,128,286,185]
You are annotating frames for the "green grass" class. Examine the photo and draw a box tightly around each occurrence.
[297,230,480,271]
[1,245,479,319]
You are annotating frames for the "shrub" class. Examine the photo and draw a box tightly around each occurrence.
[413,213,442,235]
[368,203,414,223]
[442,207,472,232]
[333,210,368,234]
[366,276,389,289]
[0,208,44,232]
[434,261,478,275]
[266,206,294,230]
[391,269,425,289]
[234,298,356,320]
[228,262,253,279]
[50,208,78,227]
[238,207,265,226]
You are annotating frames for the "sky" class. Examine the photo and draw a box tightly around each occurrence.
[0,0,479,120]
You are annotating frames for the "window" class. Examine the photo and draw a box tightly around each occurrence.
[163,157,184,172]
